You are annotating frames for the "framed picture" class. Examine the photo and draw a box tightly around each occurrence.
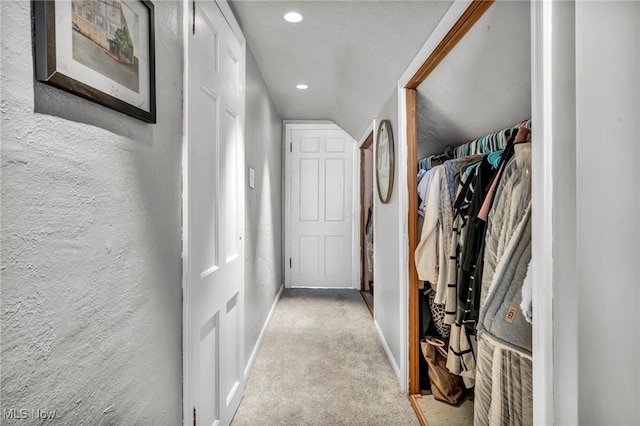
[34,0,156,123]
[376,119,394,204]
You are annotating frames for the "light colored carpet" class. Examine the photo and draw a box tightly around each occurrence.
[231,289,419,426]
[415,394,473,426]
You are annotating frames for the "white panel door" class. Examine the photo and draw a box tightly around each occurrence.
[184,2,245,425]
[287,125,355,288]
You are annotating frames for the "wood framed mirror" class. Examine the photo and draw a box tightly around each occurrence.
[376,119,395,204]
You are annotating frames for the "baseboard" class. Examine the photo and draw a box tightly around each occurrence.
[243,283,284,382]
[409,394,429,426]
[373,319,403,389]
[290,286,355,289]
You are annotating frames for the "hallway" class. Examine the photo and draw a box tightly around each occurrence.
[2,1,639,425]
[231,289,419,426]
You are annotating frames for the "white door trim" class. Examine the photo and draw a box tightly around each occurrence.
[531,1,578,424]
[215,1,246,45]
[530,1,554,423]
[396,87,409,393]
[181,2,192,422]
[182,1,246,424]
[284,122,358,289]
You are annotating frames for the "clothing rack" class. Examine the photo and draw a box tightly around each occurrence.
[418,146,454,172]
[453,119,531,158]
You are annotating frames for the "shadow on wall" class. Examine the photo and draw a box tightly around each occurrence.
[0,1,184,422]
[34,82,153,143]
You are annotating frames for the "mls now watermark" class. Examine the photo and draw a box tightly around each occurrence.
[3,408,57,420]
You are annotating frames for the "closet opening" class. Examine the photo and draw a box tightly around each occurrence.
[404,0,532,424]
[359,131,374,317]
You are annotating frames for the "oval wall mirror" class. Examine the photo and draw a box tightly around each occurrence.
[376,119,395,204]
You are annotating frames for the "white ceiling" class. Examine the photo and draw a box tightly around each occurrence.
[229,0,453,140]
[416,0,531,156]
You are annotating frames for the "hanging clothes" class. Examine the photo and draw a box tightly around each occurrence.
[415,165,444,285]
[444,137,515,380]
[417,166,438,212]
[474,333,533,426]
[462,132,518,332]
[520,262,533,324]
[473,141,532,426]
[444,155,498,384]
[415,120,533,420]
[434,155,482,305]
[365,202,374,274]
[441,165,479,387]
[444,152,501,326]
[444,165,478,325]
[415,155,480,298]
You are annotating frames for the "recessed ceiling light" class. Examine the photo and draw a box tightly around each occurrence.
[296,84,308,90]
[284,12,303,23]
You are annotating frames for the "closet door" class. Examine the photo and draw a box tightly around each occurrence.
[183,2,245,425]
[287,124,355,288]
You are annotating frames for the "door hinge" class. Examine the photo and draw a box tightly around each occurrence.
[193,406,196,426]
[192,1,196,35]
[290,142,292,153]
[289,258,292,268]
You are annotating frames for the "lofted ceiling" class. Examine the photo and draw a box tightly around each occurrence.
[229,0,453,140]
[416,0,531,157]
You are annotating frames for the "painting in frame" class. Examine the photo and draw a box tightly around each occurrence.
[34,0,156,123]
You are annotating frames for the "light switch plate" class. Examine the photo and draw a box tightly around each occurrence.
[249,167,255,188]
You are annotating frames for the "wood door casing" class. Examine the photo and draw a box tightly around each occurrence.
[360,132,373,292]
[405,0,495,397]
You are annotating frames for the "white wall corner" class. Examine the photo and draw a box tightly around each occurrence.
[244,284,285,382]
[374,319,404,391]
[396,86,409,394]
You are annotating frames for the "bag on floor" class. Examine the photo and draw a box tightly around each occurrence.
[420,336,465,405]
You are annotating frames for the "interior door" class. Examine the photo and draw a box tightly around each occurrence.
[287,125,355,288]
[184,1,245,425]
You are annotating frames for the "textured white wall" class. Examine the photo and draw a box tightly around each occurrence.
[575,2,639,424]
[1,1,183,424]
[244,46,283,366]
[373,90,402,372]
[416,0,531,154]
